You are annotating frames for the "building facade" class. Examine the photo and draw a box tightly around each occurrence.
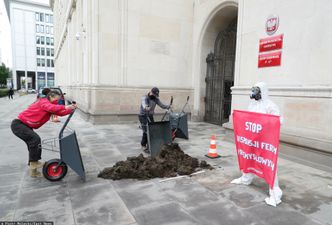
[0,3,4,65]
[0,0,11,67]
[51,0,332,153]
[5,0,55,90]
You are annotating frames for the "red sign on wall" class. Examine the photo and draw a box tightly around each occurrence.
[233,110,281,188]
[258,51,282,68]
[259,34,283,52]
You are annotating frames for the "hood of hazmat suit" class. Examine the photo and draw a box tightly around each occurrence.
[248,82,283,124]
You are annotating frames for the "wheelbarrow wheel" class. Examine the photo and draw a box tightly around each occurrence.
[43,159,68,182]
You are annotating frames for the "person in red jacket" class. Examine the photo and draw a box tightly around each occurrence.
[11,90,77,177]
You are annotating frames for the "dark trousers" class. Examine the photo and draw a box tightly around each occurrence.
[8,94,13,99]
[138,115,154,146]
[11,119,41,163]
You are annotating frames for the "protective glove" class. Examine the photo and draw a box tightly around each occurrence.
[65,104,77,110]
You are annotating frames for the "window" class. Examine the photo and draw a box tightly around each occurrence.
[40,25,44,33]
[47,73,54,86]
[36,36,40,44]
[41,36,45,45]
[36,24,39,33]
[35,12,39,21]
[51,49,54,57]
[47,59,50,67]
[50,27,54,34]
[51,59,54,67]
[50,38,54,46]
[46,48,50,56]
[37,58,41,67]
[40,13,44,22]
[41,47,45,56]
[40,36,45,45]
[45,26,49,34]
[50,15,53,23]
[45,14,49,23]
[41,59,45,67]
[46,37,50,45]
[37,72,46,88]
[36,47,40,55]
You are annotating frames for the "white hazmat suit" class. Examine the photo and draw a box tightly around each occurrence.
[231,82,283,207]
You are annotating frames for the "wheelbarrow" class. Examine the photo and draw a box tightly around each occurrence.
[169,96,190,140]
[41,107,85,181]
[143,97,174,157]
[145,96,190,156]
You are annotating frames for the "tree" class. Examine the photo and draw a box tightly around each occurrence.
[0,63,11,88]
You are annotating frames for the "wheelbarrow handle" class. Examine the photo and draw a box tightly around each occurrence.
[161,96,173,121]
[59,109,76,139]
[146,111,151,123]
[180,96,190,114]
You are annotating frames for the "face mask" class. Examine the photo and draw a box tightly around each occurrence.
[149,95,156,100]
[250,86,262,101]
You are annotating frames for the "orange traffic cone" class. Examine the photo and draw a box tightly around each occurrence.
[205,135,221,158]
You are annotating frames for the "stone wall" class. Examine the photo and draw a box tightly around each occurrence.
[51,0,195,121]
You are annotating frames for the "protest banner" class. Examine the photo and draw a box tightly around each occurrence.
[233,110,280,188]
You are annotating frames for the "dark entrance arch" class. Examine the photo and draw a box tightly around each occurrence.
[204,19,237,125]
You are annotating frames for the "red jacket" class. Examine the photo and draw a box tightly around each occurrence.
[18,98,73,129]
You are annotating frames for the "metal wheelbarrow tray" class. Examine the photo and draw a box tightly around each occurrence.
[169,112,189,140]
[147,121,172,157]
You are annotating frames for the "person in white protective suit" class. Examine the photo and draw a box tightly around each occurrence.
[231,82,283,207]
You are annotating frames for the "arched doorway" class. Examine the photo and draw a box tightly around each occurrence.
[204,19,237,125]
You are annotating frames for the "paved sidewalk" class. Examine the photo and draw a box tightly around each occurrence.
[0,95,331,225]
